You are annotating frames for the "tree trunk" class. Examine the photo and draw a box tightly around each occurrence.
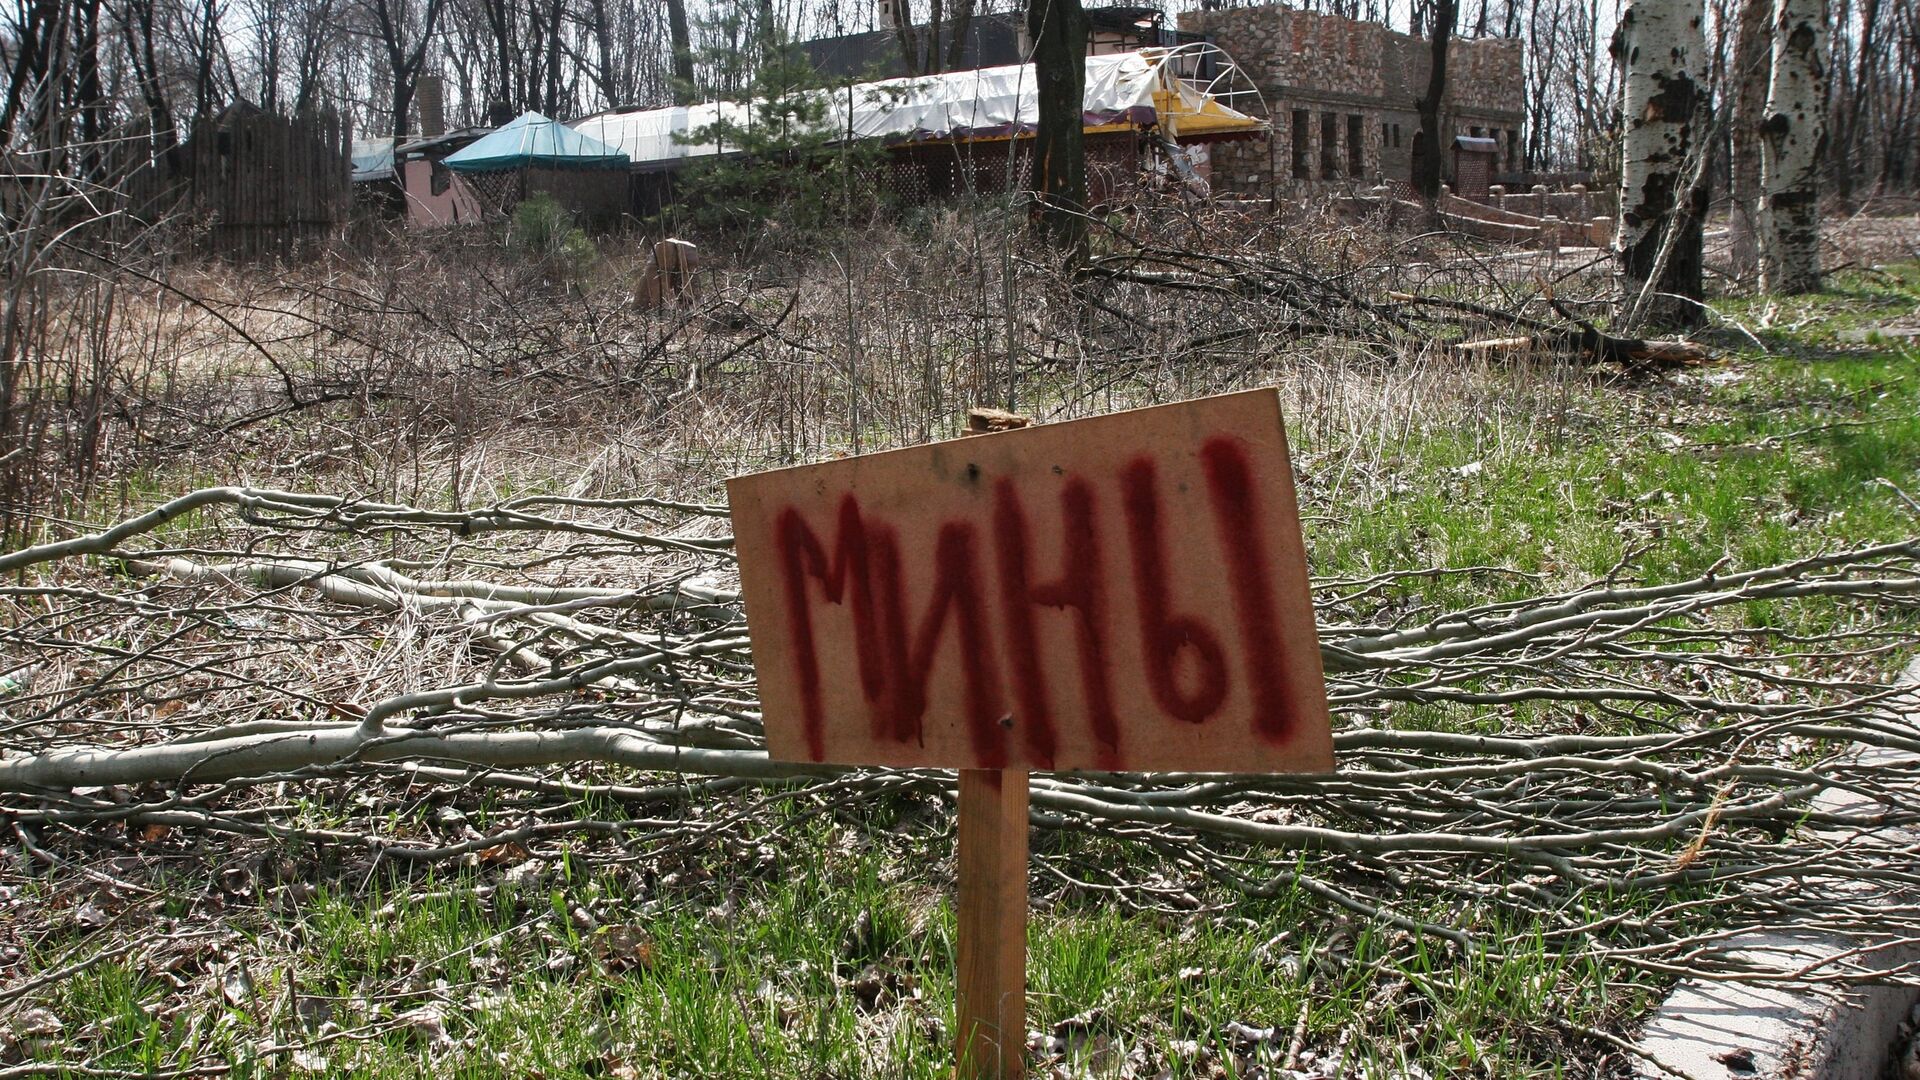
[756,0,778,67]
[76,0,106,177]
[585,0,619,108]
[192,0,223,120]
[0,0,52,151]
[887,0,923,77]
[1413,0,1456,200]
[665,0,695,104]
[926,0,943,73]
[391,81,413,139]
[1027,0,1089,257]
[120,0,181,169]
[944,0,976,72]
[290,0,336,114]
[1758,0,1827,294]
[1840,0,1877,199]
[541,0,565,115]
[1613,0,1708,328]
[1728,0,1772,276]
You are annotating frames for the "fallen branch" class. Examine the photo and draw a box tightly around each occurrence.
[2,487,1918,991]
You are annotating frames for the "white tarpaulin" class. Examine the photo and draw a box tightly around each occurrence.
[571,50,1259,171]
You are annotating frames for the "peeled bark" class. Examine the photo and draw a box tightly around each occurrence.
[1027,0,1090,257]
[1613,0,1709,328]
[1728,0,1773,276]
[1758,0,1828,295]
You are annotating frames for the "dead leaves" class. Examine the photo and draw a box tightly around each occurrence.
[589,925,655,974]
[1028,1011,1327,1080]
[846,961,919,1012]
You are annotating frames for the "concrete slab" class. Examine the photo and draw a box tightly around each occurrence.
[1634,663,1920,1080]
[1636,936,1915,1079]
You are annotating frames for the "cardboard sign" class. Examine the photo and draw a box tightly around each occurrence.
[727,389,1332,774]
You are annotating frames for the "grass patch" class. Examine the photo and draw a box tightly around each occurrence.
[7,265,1918,1078]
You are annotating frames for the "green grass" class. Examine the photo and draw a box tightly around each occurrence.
[11,267,1919,1078]
[19,809,1635,1078]
[1304,266,1920,622]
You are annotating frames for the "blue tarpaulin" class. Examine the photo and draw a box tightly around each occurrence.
[443,112,630,173]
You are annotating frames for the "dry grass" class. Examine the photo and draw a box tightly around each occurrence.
[7,201,1642,536]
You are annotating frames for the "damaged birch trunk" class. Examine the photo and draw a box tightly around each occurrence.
[1758,0,1828,295]
[1613,0,1709,329]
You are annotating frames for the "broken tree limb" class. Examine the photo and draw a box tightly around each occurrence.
[1390,292,1712,367]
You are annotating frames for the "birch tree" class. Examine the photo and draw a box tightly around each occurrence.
[1758,0,1827,294]
[1613,0,1709,329]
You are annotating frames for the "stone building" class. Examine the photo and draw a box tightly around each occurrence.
[1175,5,1524,195]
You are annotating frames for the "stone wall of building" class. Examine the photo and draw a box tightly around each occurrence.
[1177,4,1525,198]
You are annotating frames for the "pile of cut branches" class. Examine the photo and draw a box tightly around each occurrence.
[1069,239,1711,371]
[3,486,1918,988]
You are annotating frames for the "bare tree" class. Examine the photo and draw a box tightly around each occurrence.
[666,0,693,102]
[881,0,978,75]
[1522,0,1559,170]
[2,0,63,150]
[288,0,339,113]
[117,0,182,162]
[1027,0,1088,255]
[1413,0,1457,200]
[366,0,448,138]
[943,0,973,72]
[186,0,228,120]
[1758,0,1826,293]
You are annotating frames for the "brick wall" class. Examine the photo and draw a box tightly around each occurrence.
[1177,4,1525,197]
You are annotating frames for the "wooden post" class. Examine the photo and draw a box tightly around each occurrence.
[955,768,1028,1080]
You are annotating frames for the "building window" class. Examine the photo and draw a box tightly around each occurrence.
[1347,114,1365,176]
[1320,111,1338,179]
[1291,109,1310,180]
[1392,123,1403,148]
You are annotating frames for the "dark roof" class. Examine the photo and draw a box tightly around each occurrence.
[395,127,493,160]
[1454,135,1500,153]
[801,14,1023,78]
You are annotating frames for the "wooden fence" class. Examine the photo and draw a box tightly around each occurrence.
[181,105,350,259]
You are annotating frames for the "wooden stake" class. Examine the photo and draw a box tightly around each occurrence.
[955,767,1028,1080]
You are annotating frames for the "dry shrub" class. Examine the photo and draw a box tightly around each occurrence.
[2,199,1631,537]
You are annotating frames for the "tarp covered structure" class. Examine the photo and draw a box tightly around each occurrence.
[444,111,630,173]
[350,138,395,183]
[572,48,1265,172]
